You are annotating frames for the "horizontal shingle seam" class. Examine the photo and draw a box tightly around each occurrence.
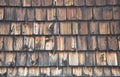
[0,50,119,52]
[0,5,119,8]
[0,34,120,36]
[0,20,120,22]
[0,66,119,68]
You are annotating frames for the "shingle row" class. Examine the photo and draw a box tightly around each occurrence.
[0,52,120,67]
[0,35,119,51]
[0,67,120,77]
[0,0,119,7]
[0,7,120,21]
[0,21,120,35]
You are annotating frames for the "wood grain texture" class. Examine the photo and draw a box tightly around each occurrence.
[74,0,84,6]
[54,23,59,34]
[27,7,35,18]
[93,7,103,20]
[39,23,44,34]
[94,67,103,76]
[67,8,76,20]
[59,52,68,66]
[65,36,76,50]
[111,68,120,76]
[107,52,118,66]
[16,53,26,66]
[14,37,23,51]
[110,21,120,34]
[28,67,39,76]
[17,67,28,76]
[33,22,39,35]
[0,52,5,66]
[39,52,49,66]
[64,0,73,6]
[51,67,62,76]
[47,8,56,20]
[35,36,45,50]
[0,8,4,20]
[5,52,16,66]
[86,52,95,66]
[88,36,97,50]
[113,7,120,19]
[27,52,39,66]
[96,52,106,65]
[0,68,7,76]
[60,22,71,34]
[36,8,46,20]
[22,23,33,35]
[56,36,64,50]
[103,7,112,20]
[23,36,34,51]
[83,67,92,76]
[73,67,82,76]
[45,36,54,50]
[4,36,13,51]
[118,52,120,66]
[99,22,110,34]
[41,67,50,76]
[63,67,72,76]
[108,36,118,50]
[43,22,54,35]
[90,22,99,34]
[72,22,78,34]
[8,68,17,77]
[15,8,26,21]
[10,23,21,35]
[78,36,87,50]
[77,8,82,19]
[0,23,10,35]
[69,52,78,66]
[57,8,66,20]
[79,22,88,34]
[49,52,58,66]
[0,37,3,50]
[103,67,111,76]
[79,52,85,65]
[98,36,106,50]
[82,8,92,20]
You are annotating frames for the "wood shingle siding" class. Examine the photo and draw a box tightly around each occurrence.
[0,0,120,77]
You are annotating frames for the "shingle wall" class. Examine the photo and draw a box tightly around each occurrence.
[0,0,120,77]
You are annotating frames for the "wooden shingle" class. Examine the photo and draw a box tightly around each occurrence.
[67,8,76,20]
[59,52,68,66]
[103,7,112,20]
[0,0,119,77]
[36,8,47,20]
[113,7,120,19]
[16,52,27,66]
[0,8,4,20]
[8,68,17,77]
[0,52,5,66]
[15,8,26,21]
[28,67,39,76]
[86,0,95,6]
[50,67,62,76]
[9,0,21,6]
[57,8,66,20]
[96,52,107,65]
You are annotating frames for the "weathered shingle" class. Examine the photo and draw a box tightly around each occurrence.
[36,8,47,20]
[0,8,4,20]
[9,0,21,6]
[57,8,66,20]
[0,0,119,77]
